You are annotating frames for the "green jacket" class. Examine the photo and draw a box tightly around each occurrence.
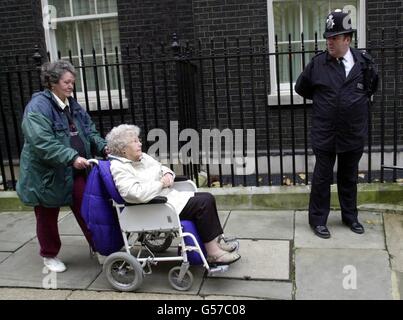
[16,90,106,207]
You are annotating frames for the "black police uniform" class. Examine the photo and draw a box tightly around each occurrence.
[295,11,378,228]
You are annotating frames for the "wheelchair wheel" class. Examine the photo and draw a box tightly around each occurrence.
[103,252,144,292]
[141,231,174,253]
[168,266,194,291]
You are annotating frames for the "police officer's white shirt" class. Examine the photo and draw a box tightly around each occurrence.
[341,48,355,78]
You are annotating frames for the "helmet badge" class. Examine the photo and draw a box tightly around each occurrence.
[326,14,335,30]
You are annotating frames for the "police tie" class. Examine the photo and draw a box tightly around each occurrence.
[337,57,346,79]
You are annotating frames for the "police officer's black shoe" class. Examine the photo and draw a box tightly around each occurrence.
[311,225,331,239]
[343,220,365,234]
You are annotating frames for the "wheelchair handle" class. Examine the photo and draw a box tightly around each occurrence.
[88,159,99,166]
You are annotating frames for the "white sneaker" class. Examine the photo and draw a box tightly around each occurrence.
[43,257,67,273]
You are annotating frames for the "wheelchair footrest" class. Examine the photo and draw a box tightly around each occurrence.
[208,265,229,275]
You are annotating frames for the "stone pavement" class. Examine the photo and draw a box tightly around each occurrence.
[0,209,402,300]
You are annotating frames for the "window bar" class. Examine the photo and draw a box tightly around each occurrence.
[300,32,309,185]
[160,43,173,171]
[366,28,372,183]
[103,48,114,128]
[287,34,296,185]
[185,42,193,132]
[80,48,90,113]
[137,45,149,149]
[198,39,210,186]
[15,56,26,113]
[392,28,398,182]
[184,43,193,179]
[173,45,187,177]
[115,46,124,124]
[236,38,247,187]
[0,138,6,190]
[188,44,200,185]
[149,44,158,128]
[261,35,272,186]
[275,35,284,185]
[26,55,34,98]
[224,38,235,186]
[211,39,223,187]
[125,46,136,126]
[92,48,104,136]
[0,81,16,190]
[380,29,385,182]
[68,50,77,99]
[6,71,22,157]
[249,37,259,186]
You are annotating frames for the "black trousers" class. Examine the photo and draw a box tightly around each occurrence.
[179,192,224,243]
[309,148,363,226]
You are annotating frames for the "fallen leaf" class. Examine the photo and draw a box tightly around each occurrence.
[211,181,221,187]
[283,177,292,186]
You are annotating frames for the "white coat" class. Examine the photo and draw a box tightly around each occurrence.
[109,153,194,214]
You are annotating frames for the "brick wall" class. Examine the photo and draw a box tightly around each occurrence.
[0,0,46,60]
[117,0,194,47]
[366,0,403,148]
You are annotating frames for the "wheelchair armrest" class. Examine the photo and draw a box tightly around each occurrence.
[124,196,168,206]
[174,175,190,182]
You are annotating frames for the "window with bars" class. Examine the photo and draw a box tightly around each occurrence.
[42,0,123,101]
[267,0,365,98]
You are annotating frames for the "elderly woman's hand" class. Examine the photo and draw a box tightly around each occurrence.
[161,173,174,188]
[73,156,90,170]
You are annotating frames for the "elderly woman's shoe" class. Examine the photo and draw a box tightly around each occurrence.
[217,235,239,252]
[218,241,239,252]
[207,251,241,266]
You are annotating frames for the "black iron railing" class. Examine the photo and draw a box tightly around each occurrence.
[0,30,402,190]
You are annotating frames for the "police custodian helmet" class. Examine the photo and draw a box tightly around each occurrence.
[323,9,356,38]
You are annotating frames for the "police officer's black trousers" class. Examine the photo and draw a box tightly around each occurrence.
[309,148,363,226]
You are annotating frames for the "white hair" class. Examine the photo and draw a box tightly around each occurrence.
[105,124,141,156]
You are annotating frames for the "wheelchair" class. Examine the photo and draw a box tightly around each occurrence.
[85,159,235,292]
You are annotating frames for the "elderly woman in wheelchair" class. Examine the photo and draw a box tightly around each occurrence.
[105,124,241,267]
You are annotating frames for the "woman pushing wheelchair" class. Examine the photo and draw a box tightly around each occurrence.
[105,124,241,266]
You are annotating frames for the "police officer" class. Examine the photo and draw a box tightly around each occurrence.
[295,9,378,239]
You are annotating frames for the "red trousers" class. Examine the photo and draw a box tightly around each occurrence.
[34,175,94,258]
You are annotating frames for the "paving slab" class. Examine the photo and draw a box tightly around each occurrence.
[58,212,84,235]
[208,239,290,281]
[295,248,392,300]
[0,211,37,251]
[0,287,73,300]
[295,211,385,249]
[224,210,294,240]
[0,236,101,289]
[68,290,202,300]
[200,278,292,300]
[0,252,11,263]
[88,249,204,295]
[204,295,263,300]
[395,271,403,299]
[384,213,403,272]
